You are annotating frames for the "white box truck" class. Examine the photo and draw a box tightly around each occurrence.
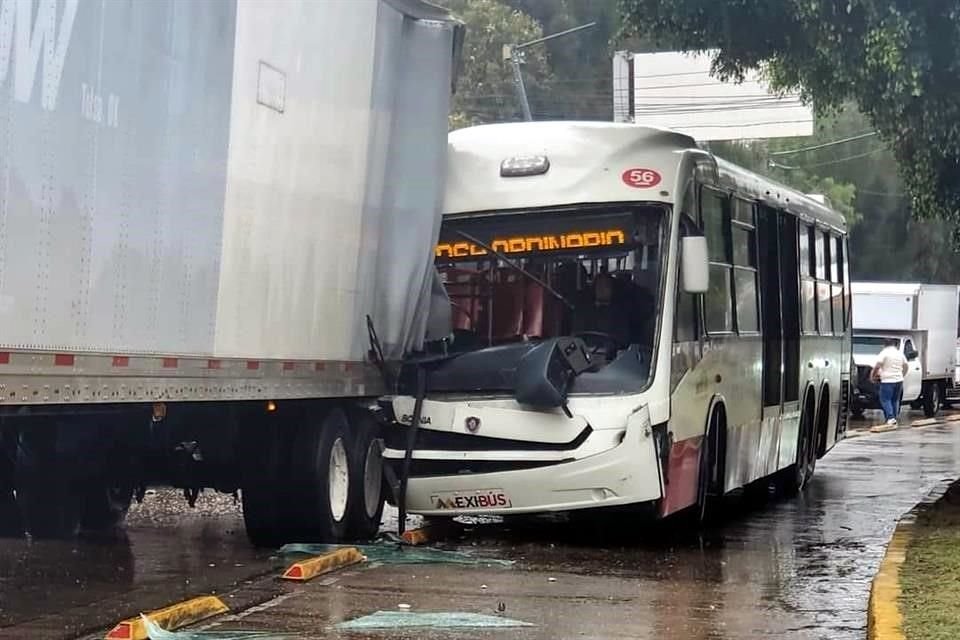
[851,282,960,418]
[0,0,462,545]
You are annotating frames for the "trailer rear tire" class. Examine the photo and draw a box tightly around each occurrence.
[290,408,353,542]
[15,426,84,538]
[81,484,133,532]
[347,412,386,541]
[923,382,943,418]
[241,416,291,548]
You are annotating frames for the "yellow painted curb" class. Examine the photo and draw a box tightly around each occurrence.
[867,520,913,640]
[105,595,229,640]
[281,546,364,581]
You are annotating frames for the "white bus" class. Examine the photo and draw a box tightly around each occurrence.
[381,122,852,521]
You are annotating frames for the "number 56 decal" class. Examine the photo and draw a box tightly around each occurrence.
[621,168,662,189]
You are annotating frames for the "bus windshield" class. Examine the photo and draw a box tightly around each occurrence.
[433,204,665,372]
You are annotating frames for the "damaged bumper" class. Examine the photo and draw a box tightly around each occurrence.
[381,399,663,516]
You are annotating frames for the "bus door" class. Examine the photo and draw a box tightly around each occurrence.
[757,208,801,412]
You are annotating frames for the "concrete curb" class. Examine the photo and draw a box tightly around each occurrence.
[281,547,364,581]
[104,595,229,639]
[867,478,956,640]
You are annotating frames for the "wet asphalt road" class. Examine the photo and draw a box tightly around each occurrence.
[2,413,960,640]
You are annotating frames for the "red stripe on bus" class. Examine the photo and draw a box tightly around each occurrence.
[0,353,9,365]
[283,362,295,371]
[246,361,260,370]
[207,360,221,370]
[658,435,703,517]
[112,356,129,367]
[162,358,178,368]
[54,354,75,367]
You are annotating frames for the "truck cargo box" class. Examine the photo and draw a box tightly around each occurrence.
[852,282,959,380]
[0,0,457,363]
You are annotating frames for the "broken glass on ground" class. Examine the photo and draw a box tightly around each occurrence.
[335,611,533,630]
[143,615,300,640]
[278,540,514,567]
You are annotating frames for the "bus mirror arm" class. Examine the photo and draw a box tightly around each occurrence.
[681,236,709,294]
[455,230,576,310]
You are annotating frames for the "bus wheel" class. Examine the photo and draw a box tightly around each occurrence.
[922,382,943,418]
[241,415,291,548]
[695,408,725,524]
[347,411,386,541]
[290,408,353,542]
[781,399,816,495]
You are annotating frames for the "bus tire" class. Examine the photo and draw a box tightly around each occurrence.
[781,393,816,495]
[816,387,830,458]
[290,408,353,542]
[695,406,726,524]
[347,411,386,541]
[241,415,291,548]
[922,382,943,418]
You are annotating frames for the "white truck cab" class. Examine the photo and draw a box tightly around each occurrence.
[851,283,959,418]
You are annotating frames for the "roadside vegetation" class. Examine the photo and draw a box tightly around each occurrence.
[900,482,960,640]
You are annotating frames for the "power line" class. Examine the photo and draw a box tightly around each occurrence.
[769,131,878,157]
[771,146,887,170]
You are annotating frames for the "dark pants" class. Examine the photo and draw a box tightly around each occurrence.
[879,382,903,421]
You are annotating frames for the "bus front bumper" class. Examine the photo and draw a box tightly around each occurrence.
[385,408,664,517]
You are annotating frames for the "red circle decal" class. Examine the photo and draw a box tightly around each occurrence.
[621,168,662,189]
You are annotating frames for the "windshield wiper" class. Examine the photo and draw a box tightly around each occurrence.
[455,230,575,310]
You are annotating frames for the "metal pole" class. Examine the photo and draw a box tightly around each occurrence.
[506,22,596,123]
[508,45,533,122]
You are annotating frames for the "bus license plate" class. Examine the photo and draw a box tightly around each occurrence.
[430,489,512,510]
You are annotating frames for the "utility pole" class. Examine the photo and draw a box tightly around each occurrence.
[503,22,596,122]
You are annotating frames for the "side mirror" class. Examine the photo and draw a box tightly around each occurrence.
[681,236,709,294]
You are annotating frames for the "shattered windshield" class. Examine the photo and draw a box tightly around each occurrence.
[433,205,665,369]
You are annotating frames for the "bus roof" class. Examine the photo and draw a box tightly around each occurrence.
[444,121,846,231]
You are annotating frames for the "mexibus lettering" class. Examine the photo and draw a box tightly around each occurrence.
[436,229,626,259]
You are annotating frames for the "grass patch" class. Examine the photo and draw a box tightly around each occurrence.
[900,483,960,640]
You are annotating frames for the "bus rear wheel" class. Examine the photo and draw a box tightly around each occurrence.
[781,399,816,495]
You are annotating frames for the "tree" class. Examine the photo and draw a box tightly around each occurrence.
[438,0,553,127]
[616,0,960,225]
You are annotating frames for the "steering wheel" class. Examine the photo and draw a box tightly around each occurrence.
[573,331,622,358]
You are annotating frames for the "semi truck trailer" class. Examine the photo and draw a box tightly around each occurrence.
[0,0,461,545]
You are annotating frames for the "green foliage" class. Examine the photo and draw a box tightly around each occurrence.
[617,0,960,225]
[438,0,553,127]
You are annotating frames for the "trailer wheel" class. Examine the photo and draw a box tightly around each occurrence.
[240,416,291,548]
[291,408,352,542]
[15,426,84,538]
[923,382,943,418]
[81,484,134,532]
[0,429,21,536]
[347,412,386,540]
